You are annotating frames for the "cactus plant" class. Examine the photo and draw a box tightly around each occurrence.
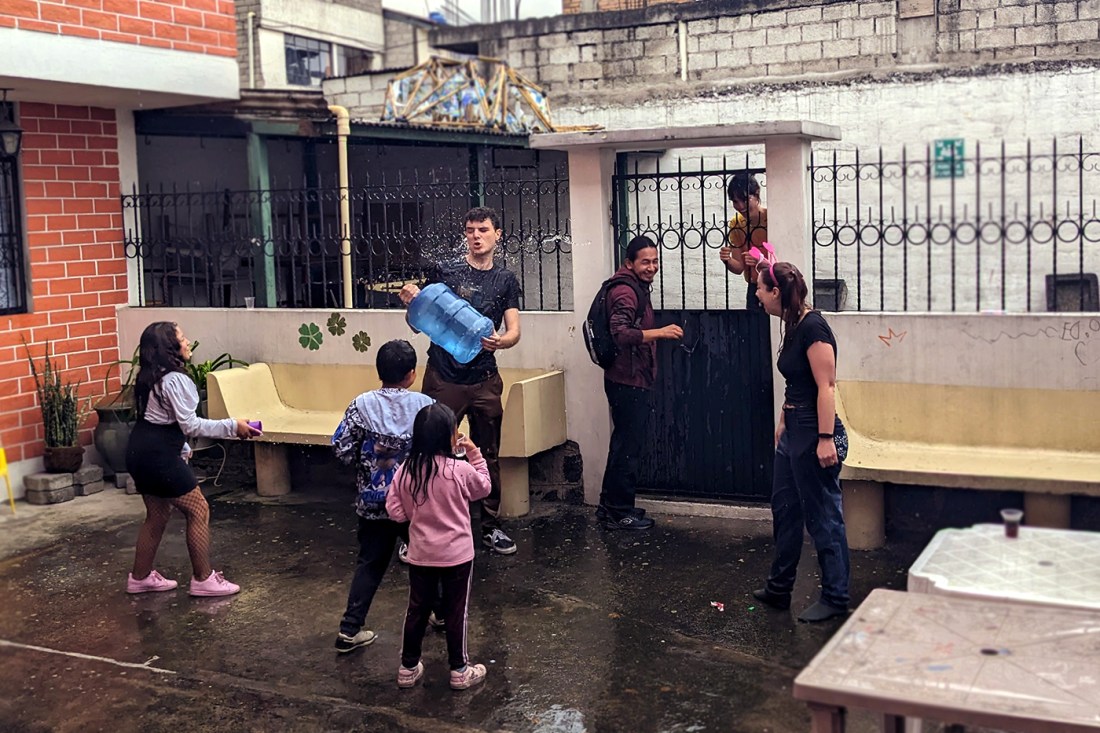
[24,340,92,448]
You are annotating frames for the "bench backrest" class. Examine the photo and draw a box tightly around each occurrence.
[837,381,1100,452]
[208,363,567,457]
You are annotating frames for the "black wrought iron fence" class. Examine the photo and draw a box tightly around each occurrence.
[121,168,572,310]
[811,138,1100,313]
[612,154,766,310]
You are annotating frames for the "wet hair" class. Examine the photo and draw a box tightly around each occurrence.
[376,339,416,385]
[757,261,810,353]
[401,403,458,506]
[133,321,188,419]
[625,235,657,262]
[727,172,761,204]
[464,206,502,231]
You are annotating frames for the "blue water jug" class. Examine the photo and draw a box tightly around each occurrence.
[407,283,494,364]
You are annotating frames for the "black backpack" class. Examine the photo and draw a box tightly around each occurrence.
[582,275,649,369]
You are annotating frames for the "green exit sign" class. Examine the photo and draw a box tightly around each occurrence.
[934,138,965,179]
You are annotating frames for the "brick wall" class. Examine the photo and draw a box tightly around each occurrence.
[0,0,238,57]
[562,0,689,13]
[0,103,126,465]
[433,0,1100,102]
[938,0,1100,62]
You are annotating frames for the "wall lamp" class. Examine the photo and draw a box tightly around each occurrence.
[0,89,23,159]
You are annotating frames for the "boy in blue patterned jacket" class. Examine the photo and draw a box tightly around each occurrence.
[332,339,433,652]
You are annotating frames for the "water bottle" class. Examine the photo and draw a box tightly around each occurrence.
[407,283,494,364]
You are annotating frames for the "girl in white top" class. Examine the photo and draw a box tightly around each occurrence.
[124,322,257,597]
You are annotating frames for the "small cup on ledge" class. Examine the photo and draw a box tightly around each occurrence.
[244,296,255,309]
[1000,508,1023,538]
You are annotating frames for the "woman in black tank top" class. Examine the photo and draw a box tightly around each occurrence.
[749,260,851,623]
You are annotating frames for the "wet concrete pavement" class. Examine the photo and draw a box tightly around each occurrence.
[0,482,926,733]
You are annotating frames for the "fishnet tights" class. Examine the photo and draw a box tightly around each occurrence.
[131,488,212,581]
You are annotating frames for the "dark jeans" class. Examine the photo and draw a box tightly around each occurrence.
[339,517,409,636]
[765,407,850,609]
[423,367,503,534]
[599,380,653,521]
[402,561,474,671]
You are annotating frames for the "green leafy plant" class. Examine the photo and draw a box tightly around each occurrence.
[100,345,140,412]
[25,340,93,448]
[299,323,323,350]
[327,313,347,336]
[185,341,249,393]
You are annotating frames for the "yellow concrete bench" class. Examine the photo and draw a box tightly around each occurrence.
[207,363,567,516]
[836,381,1100,549]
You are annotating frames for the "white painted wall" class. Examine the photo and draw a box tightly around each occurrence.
[262,0,384,51]
[110,306,1100,507]
[0,28,239,108]
[560,67,1100,314]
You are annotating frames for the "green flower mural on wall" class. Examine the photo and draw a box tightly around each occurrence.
[298,323,323,350]
[327,313,346,336]
[352,331,372,353]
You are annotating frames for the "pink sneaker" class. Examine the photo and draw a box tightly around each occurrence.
[397,661,424,688]
[189,570,240,597]
[126,570,178,594]
[449,663,487,690]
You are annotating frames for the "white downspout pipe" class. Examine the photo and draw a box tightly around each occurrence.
[247,11,256,88]
[329,104,353,308]
[678,20,688,82]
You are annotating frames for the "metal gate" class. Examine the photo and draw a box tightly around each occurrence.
[612,155,774,502]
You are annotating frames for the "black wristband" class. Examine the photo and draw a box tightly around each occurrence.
[818,432,834,439]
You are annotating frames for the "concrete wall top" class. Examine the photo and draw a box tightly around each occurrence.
[529,121,842,151]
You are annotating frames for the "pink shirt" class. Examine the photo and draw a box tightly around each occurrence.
[386,450,492,567]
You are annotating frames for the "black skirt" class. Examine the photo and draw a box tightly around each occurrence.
[125,419,198,498]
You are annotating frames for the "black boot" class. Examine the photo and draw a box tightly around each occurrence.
[797,600,848,623]
[752,587,791,611]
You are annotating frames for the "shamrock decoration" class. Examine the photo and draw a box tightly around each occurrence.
[298,323,323,350]
[327,312,346,336]
[352,331,372,353]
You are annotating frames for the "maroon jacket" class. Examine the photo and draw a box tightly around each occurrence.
[605,266,656,389]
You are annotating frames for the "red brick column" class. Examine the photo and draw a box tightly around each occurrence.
[0,103,127,464]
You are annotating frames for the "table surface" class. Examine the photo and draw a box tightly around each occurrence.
[907,524,1100,611]
[794,588,1100,732]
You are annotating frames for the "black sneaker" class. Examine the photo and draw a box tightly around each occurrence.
[600,514,655,531]
[482,528,518,555]
[596,506,645,521]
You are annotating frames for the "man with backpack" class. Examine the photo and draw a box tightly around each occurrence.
[587,235,683,530]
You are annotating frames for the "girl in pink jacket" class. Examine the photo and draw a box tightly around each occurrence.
[385,403,491,690]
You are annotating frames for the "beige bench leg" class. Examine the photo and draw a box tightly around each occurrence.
[1024,493,1071,529]
[499,457,530,518]
[254,443,291,497]
[843,480,885,550]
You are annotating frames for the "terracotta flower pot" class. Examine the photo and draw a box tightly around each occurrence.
[43,445,85,474]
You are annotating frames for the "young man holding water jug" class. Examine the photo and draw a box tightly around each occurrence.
[399,207,522,556]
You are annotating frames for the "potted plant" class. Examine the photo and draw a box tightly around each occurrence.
[26,341,93,474]
[94,346,139,476]
[185,342,248,418]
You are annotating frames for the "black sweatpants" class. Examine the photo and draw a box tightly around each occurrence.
[401,561,474,671]
[339,517,409,636]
